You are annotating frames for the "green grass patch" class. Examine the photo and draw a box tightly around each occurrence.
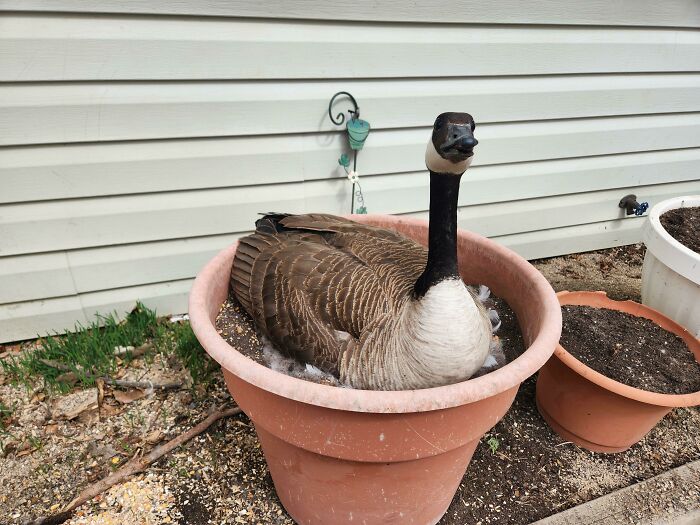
[0,302,217,391]
[170,322,218,385]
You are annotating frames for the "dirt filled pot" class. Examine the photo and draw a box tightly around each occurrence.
[642,195,700,338]
[189,215,561,525]
[536,291,700,454]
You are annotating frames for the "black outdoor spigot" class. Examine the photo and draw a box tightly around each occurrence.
[618,194,649,216]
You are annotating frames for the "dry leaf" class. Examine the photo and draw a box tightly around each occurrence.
[44,424,60,435]
[30,391,46,403]
[144,429,165,445]
[51,389,99,420]
[100,402,122,417]
[112,389,146,404]
[55,371,78,384]
[77,407,100,425]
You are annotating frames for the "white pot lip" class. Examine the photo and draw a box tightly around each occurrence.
[643,195,700,283]
[189,215,562,414]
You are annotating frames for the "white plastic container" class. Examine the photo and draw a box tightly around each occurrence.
[641,195,700,338]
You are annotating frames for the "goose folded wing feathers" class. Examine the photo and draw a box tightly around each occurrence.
[231,214,429,374]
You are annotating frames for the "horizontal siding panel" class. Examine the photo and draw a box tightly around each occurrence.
[493,218,644,260]
[0,252,75,303]
[3,0,699,28]
[0,234,240,304]
[0,295,88,342]
[79,279,191,323]
[2,114,700,204]
[0,280,190,343]
[2,16,700,81]
[390,149,700,208]
[2,165,699,256]
[67,234,239,301]
[0,183,306,256]
[3,75,700,145]
[5,138,693,299]
[1,141,692,299]
[405,180,700,238]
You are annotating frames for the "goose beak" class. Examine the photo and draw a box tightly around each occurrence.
[454,134,478,154]
[441,127,478,158]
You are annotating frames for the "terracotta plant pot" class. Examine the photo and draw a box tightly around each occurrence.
[189,215,561,525]
[536,291,700,454]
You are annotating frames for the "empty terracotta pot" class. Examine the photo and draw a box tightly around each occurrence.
[536,291,700,453]
[189,215,561,525]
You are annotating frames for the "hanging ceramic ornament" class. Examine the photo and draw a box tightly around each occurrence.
[346,117,370,150]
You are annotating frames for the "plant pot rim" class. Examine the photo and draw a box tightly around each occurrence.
[189,214,561,414]
[643,195,700,283]
[555,290,700,408]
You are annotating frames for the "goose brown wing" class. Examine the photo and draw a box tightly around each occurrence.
[232,231,379,372]
[230,214,428,372]
[278,214,427,294]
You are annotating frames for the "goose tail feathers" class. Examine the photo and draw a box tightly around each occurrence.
[255,212,293,234]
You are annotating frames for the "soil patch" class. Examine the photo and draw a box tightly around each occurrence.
[661,206,700,254]
[560,305,700,394]
[441,377,700,525]
[531,244,645,302]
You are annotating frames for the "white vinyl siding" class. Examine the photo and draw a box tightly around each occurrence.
[0,2,699,341]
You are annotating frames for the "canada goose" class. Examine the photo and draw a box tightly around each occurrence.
[230,112,491,390]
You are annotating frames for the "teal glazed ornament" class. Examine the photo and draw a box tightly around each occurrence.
[346,117,370,150]
[328,91,371,214]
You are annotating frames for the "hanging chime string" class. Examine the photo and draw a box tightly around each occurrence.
[351,150,358,214]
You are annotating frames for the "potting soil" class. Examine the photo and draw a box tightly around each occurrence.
[660,206,700,254]
[560,305,700,394]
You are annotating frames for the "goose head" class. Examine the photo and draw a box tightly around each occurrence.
[425,112,478,175]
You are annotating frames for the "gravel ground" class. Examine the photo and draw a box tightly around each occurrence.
[1,243,698,525]
[531,243,646,302]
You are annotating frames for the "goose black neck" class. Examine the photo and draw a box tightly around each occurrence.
[414,171,462,298]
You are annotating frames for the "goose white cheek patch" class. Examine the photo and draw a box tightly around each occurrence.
[425,140,473,175]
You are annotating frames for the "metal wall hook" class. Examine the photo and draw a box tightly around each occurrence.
[619,194,649,216]
[328,91,359,125]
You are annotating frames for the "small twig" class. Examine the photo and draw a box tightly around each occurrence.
[103,377,181,391]
[114,342,153,358]
[554,441,575,447]
[39,359,181,390]
[23,405,243,525]
[39,359,76,372]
